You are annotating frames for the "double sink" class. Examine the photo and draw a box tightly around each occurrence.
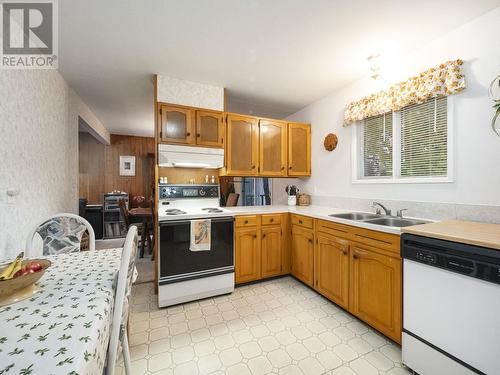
[329,212,430,228]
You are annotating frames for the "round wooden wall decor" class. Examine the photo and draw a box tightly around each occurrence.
[323,133,338,151]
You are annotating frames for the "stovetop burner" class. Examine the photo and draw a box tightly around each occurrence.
[202,207,224,213]
[165,209,187,215]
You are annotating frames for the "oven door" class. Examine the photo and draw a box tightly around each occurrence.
[159,216,234,285]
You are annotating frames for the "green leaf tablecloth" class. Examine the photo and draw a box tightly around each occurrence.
[0,249,122,375]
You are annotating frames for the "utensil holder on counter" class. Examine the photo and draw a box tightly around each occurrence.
[287,195,297,206]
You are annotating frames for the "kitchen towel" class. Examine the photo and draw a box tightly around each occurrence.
[190,219,211,251]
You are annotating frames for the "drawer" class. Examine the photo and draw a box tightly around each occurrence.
[290,214,313,229]
[316,219,351,239]
[235,215,259,227]
[261,214,281,226]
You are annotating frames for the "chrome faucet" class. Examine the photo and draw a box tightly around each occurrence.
[372,201,391,216]
[397,208,409,218]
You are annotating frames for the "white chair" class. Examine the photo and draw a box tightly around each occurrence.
[107,226,138,375]
[25,213,96,257]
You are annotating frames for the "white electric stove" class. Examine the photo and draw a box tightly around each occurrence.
[157,184,235,307]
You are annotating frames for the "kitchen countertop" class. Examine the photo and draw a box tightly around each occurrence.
[225,205,428,235]
[401,220,500,250]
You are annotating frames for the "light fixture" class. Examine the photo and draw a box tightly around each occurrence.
[367,54,381,80]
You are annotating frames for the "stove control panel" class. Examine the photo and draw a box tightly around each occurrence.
[159,184,219,200]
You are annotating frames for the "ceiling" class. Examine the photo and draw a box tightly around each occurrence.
[59,0,500,137]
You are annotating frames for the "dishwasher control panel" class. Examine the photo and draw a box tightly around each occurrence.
[402,233,500,286]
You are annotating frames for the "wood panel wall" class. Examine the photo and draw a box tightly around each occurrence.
[79,133,155,204]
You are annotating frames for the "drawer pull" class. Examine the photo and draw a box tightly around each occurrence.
[244,220,248,224]
[299,220,303,224]
[270,218,274,222]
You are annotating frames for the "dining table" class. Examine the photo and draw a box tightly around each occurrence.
[0,248,122,375]
[129,207,153,258]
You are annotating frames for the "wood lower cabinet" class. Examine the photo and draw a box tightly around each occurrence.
[288,122,311,176]
[314,234,350,309]
[196,110,224,147]
[259,119,287,176]
[235,227,261,283]
[261,226,282,278]
[350,244,402,343]
[291,225,314,287]
[158,105,194,144]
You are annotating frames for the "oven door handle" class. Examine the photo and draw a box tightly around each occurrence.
[159,216,235,227]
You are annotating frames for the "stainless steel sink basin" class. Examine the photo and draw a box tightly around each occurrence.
[329,212,382,221]
[363,217,429,227]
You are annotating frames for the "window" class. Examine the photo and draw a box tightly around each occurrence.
[354,96,452,183]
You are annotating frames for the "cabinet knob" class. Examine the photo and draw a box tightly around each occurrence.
[353,254,358,260]
[308,239,313,243]
[289,166,292,169]
[252,165,256,169]
[342,251,347,256]
[186,132,191,136]
[281,166,285,170]
[253,235,257,239]
[196,133,200,137]
[263,234,266,238]
[244,220,248,224]
[270,218,274,222]
[299,220,303,224]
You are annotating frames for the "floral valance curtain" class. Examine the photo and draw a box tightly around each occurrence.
[344,59,466,125]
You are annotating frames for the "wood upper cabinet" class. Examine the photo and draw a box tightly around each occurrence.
[261,226,282,278]
[259,119,287,176]
[315,234,350,309]
[235,227,261,283]
[196,110,224,148]
[350,245,402,343]
[291,225,314,287]
[288,122,311,176]
[226,114,259,176]
[158,105,194,144]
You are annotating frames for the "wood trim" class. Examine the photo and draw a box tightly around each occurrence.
[259,119,288,177]
[153,75,159,294]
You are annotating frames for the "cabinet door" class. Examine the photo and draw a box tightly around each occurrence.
[196,110,224,148]
[226,114,259,176]
[159,105,194,144]
[261,226,282,278]
[350,245,402,343]
[259,119,287,176]
[288,122,311,176]
[235,227,261,283]
[314,234,350,309]
[291,225,314,287]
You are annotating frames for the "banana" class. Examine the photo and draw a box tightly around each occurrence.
[0,253,24,280]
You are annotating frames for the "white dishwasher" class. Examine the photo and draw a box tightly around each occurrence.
[401,233,500,375]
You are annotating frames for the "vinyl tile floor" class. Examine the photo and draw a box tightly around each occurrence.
[116,277,411,375]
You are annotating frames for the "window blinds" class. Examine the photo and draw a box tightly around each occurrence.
[400,97,447,177]
[362,113,393,177]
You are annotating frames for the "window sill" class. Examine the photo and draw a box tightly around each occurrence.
[352,177,453,184]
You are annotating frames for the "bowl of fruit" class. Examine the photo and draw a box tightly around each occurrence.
[0,253,51,304]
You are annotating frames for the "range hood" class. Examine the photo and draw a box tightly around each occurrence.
[158,144,224,169]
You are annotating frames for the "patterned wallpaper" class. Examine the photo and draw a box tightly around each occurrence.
[157,75,224,111]
[0,70,79,260]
